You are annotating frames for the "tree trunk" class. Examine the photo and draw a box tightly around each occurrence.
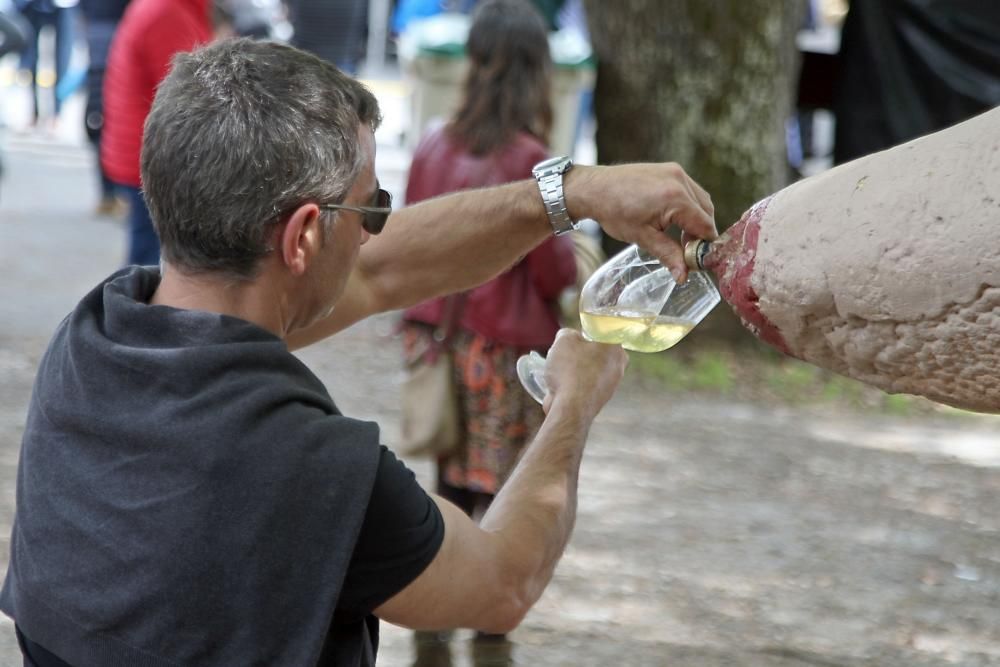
[583,0,804,342]
[584,0,802,239]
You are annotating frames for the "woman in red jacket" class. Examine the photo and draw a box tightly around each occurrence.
[400,0,576,662]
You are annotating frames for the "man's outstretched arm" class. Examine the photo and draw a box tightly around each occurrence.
[286,163,715,349]
[373,330,628,632]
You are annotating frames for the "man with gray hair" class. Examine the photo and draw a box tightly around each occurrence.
[1,39,716,666]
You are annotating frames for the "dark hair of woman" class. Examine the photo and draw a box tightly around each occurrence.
[447,0,554,156]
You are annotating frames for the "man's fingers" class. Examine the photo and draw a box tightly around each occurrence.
[669,199,717,244]
[686,176,717,230]
[553,327,582,345]
[657,163,716,240]
[638,227,687,282]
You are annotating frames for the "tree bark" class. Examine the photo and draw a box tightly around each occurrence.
[584,0,803,246]
[583,0,804,343]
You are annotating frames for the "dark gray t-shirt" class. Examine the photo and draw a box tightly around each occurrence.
[1,267,443,666]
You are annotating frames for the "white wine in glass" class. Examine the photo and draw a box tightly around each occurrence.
[517,243,720,403]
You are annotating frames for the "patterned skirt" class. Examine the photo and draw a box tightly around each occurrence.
[401,322,545,495]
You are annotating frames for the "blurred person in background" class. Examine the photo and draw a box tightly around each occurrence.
[390,0,442,37]
[79,0,129,216]
[390,0,476,37]
[101,0,228,267]
[0,0,28,198]
[0,0,27,57]
[14,0,78,132]
[287,0,367,74]
[833,0,1000,164]
[399,1,576,664]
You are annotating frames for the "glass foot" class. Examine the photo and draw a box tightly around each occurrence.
[516,350,548,404]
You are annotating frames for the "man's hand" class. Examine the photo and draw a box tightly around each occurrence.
[566,163,717,282]
[541,329,628,418]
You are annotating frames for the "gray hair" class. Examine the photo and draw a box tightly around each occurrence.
[141,38,382,278]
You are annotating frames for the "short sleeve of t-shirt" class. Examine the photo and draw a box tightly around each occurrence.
[334,446,444,619]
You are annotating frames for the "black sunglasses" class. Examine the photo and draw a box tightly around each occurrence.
[320,188,393,235]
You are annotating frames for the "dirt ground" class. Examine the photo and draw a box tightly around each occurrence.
[2,139,999,667]
[306,320,1000,667]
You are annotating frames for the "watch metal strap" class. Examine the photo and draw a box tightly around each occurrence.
[538,173,575,235]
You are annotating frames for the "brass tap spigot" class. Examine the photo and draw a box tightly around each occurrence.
[683,239,711,271]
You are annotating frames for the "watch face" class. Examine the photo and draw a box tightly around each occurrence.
[534,156,571,174]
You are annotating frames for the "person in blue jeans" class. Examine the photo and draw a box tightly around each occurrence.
[79,0,130,216]
[0,2,28,198]
[118,186,157,264]
[15,0,77,129]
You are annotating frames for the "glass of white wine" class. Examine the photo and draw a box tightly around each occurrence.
[517,243,721,403]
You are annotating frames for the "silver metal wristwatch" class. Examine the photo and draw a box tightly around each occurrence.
[532,156,579,236]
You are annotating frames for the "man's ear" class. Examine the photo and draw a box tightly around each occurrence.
[280,203,324,276]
